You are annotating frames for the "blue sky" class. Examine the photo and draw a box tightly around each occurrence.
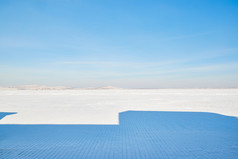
[0,0,238,88]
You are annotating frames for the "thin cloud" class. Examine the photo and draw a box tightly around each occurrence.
[58,47,238,69]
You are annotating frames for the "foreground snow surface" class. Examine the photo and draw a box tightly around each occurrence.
[0,111,238,159]
[1,89,238,159]
[0,89,238,124]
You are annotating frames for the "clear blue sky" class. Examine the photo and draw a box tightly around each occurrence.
[0,0,238,88]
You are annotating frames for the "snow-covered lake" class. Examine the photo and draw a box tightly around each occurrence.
[1,89,238,124]
[1,89,238,159]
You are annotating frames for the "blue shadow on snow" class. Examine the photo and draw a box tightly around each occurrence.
[0,111,238,159]
[0,112,17,120]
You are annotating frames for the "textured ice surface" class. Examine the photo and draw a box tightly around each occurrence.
[0,89,238,124]
[0,111,238,159]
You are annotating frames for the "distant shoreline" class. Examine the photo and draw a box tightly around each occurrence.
[0,85,237,90]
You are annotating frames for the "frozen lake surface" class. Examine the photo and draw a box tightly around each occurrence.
[0,89,238,158]
[0,89,238,124]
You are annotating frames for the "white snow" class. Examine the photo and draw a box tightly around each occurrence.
[0,89,238,124]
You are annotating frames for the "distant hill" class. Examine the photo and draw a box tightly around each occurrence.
[76,86,125,90]
[0,85,71,90]
[95,86,124,90]
[0,85,124,90]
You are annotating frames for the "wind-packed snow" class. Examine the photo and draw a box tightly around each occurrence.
[0,89,238,124]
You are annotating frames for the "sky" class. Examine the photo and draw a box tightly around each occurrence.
[0,0,238,88]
